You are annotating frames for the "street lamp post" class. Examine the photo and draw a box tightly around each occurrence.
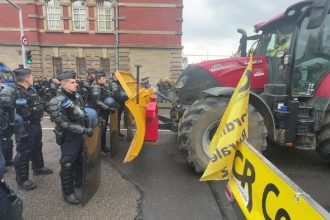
[6,0,26,67]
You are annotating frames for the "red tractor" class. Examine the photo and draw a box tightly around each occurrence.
[166,0,330,172]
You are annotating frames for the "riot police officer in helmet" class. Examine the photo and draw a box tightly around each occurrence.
[91,70,115,153]
[80,68,96,103]
[46,71,92,205]
[13,68,53,191]
[86,68,96,85]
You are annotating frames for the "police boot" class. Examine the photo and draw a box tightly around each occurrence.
[14,154,36,190]
[60,163,81,205]
[32,151,53,175]
[101,134,111,152]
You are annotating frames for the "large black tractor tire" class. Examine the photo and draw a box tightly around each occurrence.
[316,109,330,163]
[177,96,268,173]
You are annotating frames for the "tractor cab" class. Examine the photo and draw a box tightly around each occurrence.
[292,9,330,97]
[251,1,313,86]
[251,0,330,98]
[253,0,330,153]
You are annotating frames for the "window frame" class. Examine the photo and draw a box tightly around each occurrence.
[72,0,87,32]
[96,0,113,32]
[45,0,63,31]
[52,57,62,77]
[76,57,86,76]
[100,57,110,73]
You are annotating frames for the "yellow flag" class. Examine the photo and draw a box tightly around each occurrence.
[200,55,253,181]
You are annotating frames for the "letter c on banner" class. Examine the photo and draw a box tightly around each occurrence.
[262,183,291,220]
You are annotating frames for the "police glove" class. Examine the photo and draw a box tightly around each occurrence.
[83,128,93,137]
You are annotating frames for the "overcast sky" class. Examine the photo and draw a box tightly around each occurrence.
[182,0,300,63]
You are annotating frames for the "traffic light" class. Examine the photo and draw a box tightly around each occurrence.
[26,50,32,64]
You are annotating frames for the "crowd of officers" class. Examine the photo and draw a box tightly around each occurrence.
[0,68,128,218]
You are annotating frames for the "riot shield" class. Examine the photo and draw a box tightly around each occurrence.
[82,125,101,206]
[109,109,119,158]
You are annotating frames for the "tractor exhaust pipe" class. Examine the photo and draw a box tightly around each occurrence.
[237,28,247,57]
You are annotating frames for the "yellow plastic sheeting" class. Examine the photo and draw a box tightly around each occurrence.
[115,70,154,163]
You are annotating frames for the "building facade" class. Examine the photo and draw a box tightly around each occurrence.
[0,0,183,85]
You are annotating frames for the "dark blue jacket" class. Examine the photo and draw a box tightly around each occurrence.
[0,149,5,180]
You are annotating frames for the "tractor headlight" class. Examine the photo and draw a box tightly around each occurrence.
[176,76,188,89]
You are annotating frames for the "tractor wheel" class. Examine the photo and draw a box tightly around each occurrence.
[177,96,268,173]
[316,109,330,163]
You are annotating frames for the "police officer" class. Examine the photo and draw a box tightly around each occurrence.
[46,71,92,205]
[80,68,96,103]
[91,70,116,152]
[109,73,128,137]
[48,78,61,99]
[13,68,53,190]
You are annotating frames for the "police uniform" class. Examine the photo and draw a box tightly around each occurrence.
[0,149,23,220]
[12,69,53,191]
[80,68,96,104]
[109,76,128,137]
[48,79,60,99]
[46,71,92,205]
[90,71,116,152]
[0,87,16,168]
[0,149,13,218]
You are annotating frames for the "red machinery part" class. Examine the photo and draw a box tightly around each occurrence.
[145,95,158,142]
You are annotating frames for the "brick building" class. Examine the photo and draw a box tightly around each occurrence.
[0,0,183,85]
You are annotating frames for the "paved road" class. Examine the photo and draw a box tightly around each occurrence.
[107,130,237,220]
[4,115,330,219]
[4,118,140,220]
[264,144,330,212]
[3,118,235,220]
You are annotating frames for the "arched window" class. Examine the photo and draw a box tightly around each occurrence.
[45,0,62,30]
[97,0,112,31]
[72,0,87,31]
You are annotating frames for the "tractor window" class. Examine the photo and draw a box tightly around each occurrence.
[292,14,330,96]
[254,23,294,57]
[253,22,295,83]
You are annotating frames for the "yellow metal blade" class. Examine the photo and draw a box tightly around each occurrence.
[115,71,154,163]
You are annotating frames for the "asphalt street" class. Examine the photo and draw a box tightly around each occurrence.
[264,144,330,212]
[3,117,235,220]
[3,118,140,220]
[3,114,330,219]
[107,130,237,220]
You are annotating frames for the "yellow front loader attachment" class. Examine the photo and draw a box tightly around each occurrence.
[115,70,154,163]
